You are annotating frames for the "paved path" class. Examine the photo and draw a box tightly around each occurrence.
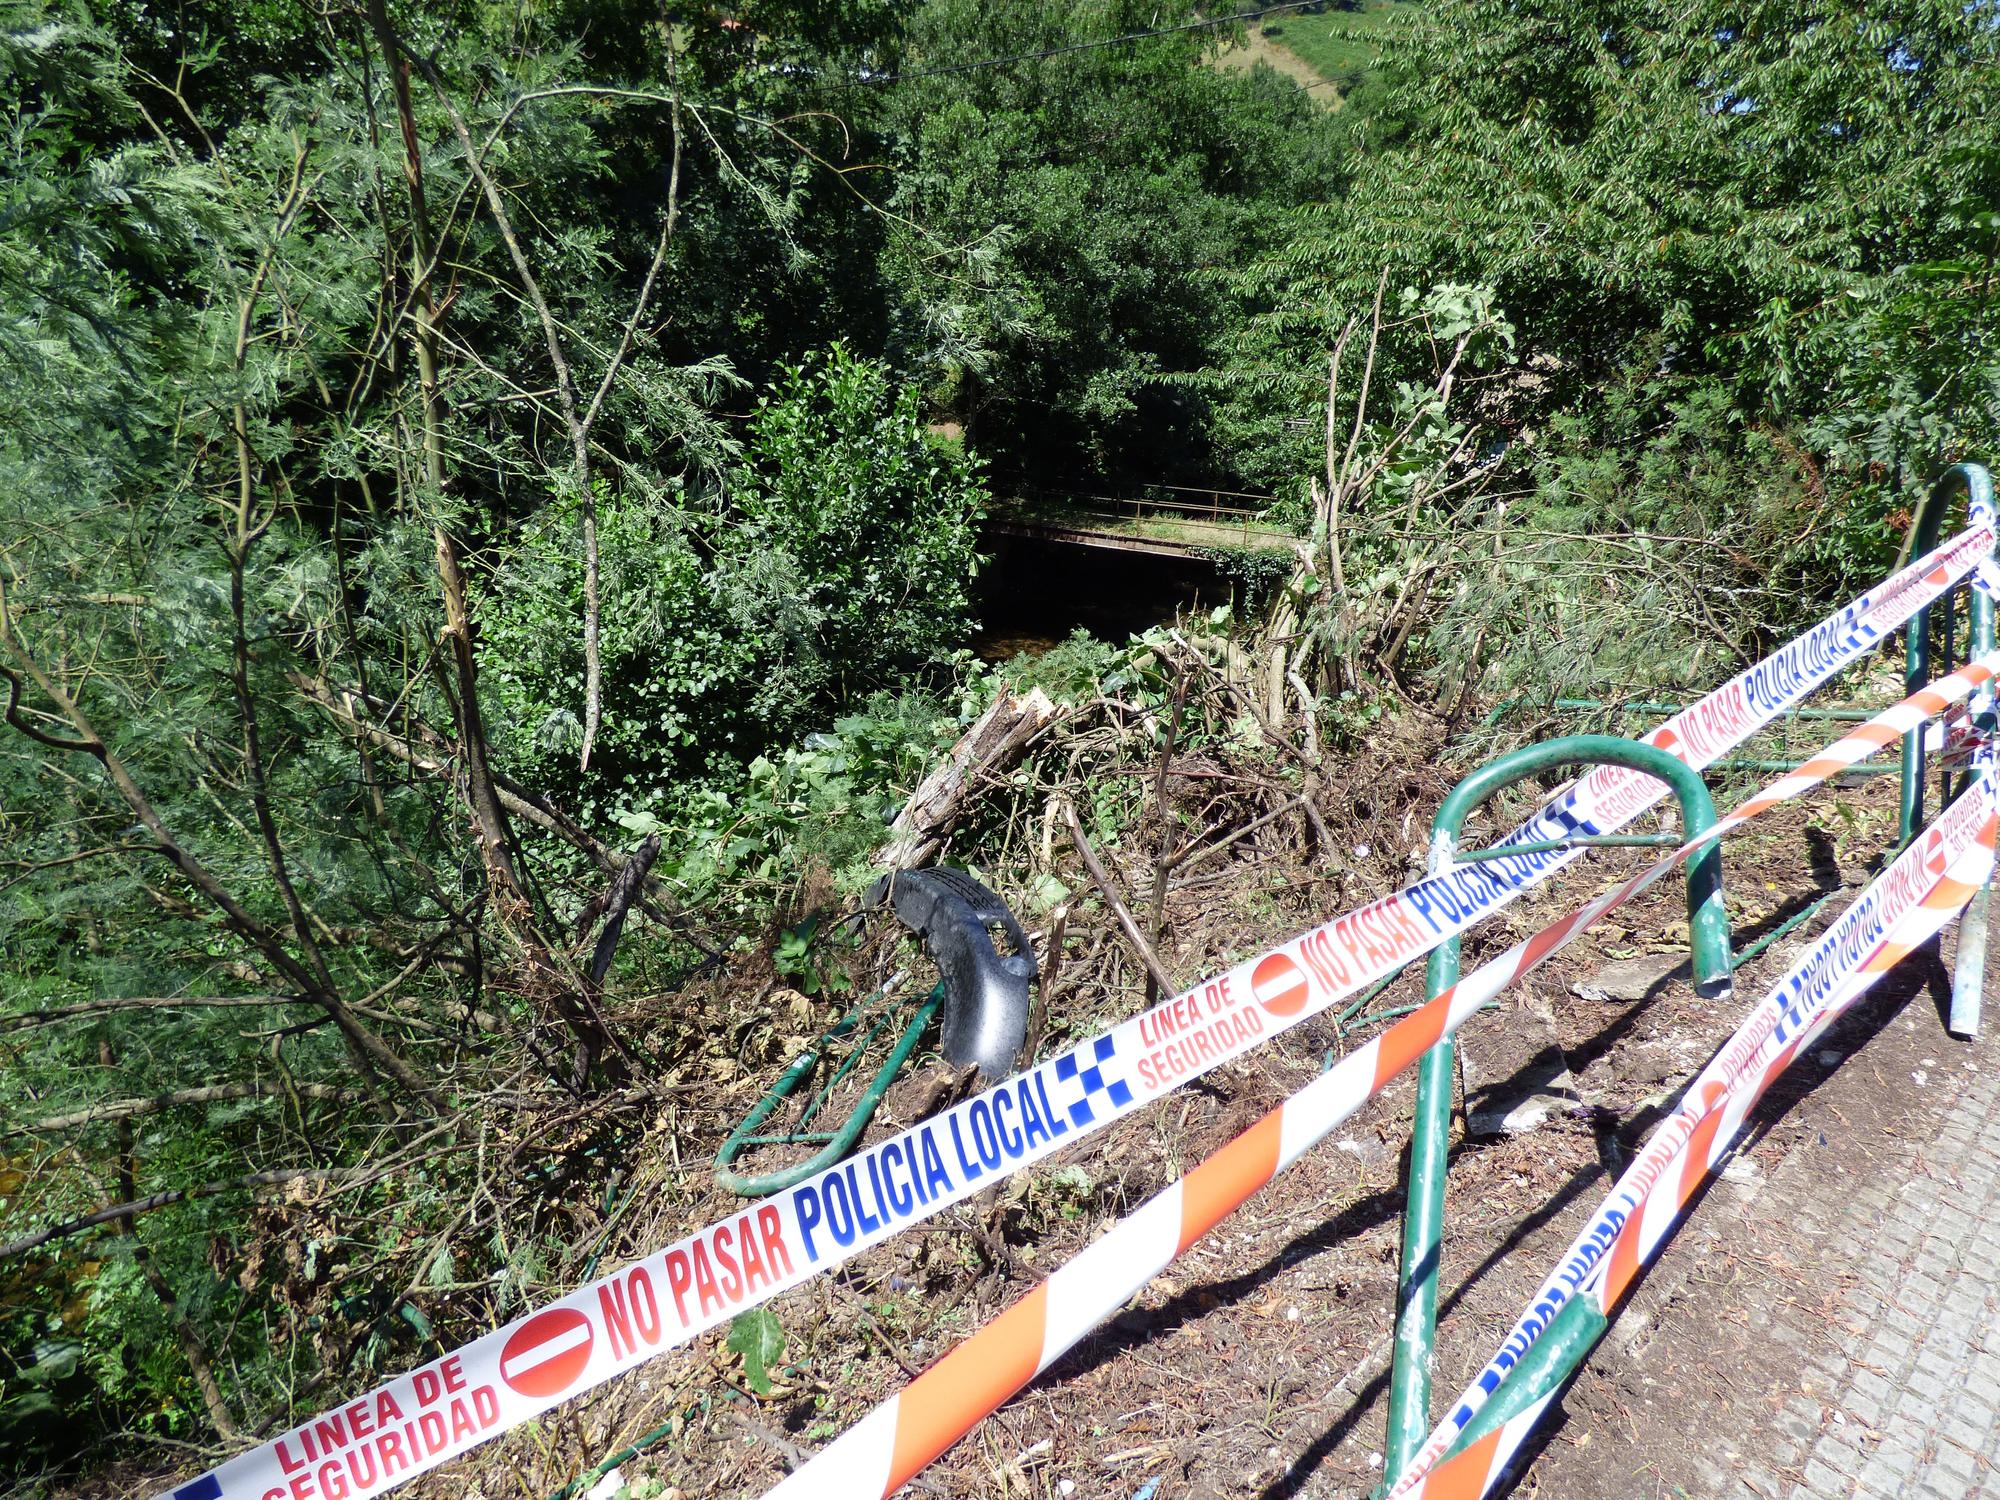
[1513,951,2000,1499]
[1764,1059,2000,1498]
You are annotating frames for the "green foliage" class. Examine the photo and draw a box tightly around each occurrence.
[723,345,987,735]
[878,0,1344,485]
[725,1307,786,1396]
[772,916,856,997]
[1346,0,1997,585]
[995,629,1120,703]
[626,689,962,917]
[1194,547,1297,617]
[483,345,984,832]
[483,487,757,815]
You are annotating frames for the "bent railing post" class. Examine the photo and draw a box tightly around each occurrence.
[1383,736,1732,1485]
[1915,463,1998,1035]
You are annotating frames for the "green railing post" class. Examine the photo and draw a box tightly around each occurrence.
[1923,463,1998,1036]
[1899,476,1948,846]
[1383,736,1731,1487]
[1442,1291,1608,1460]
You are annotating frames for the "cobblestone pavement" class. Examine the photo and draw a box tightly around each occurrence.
[1764,1057,2000,1499]
[1515,958,2000,1499]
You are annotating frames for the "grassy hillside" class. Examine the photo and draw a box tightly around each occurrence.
[1257,0,1415,85]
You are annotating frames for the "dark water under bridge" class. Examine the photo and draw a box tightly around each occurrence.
[972,484,1293,658]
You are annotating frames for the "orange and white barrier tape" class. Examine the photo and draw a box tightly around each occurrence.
[1393,769,1999,1499]
[759,661,2000,1500]
[169,521,1992,1500]
[1388,1398,1557,1500]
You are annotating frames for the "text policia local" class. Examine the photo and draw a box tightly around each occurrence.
[788,1070,1077,1261]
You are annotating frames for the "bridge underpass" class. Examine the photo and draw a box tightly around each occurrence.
[973,487,1293,658]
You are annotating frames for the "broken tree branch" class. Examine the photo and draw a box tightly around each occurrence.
[8,1082,354,1137]
[0,1167,369,1259]
[586,834,661,988]
[879,687,1058,869]
[0,995,302,1031]
[1063,800,1177,998]
[1144,671,1187,1002]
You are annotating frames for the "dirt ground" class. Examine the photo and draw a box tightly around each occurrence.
[108,709,1980,1500]
[1210,30,1339,108]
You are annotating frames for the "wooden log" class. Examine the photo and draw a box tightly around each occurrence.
[878,687,1058,870]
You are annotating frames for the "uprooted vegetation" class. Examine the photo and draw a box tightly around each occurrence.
[0,607,1418,1461]
[380,654,1917,1500]
[6,0,1997,1491]
[9,583,1931,1499]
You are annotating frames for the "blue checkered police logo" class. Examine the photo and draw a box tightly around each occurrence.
[1054,1034,1131,1127]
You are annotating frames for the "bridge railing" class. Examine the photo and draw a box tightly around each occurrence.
[1006,477,1280,520]
[992,483,1293,551]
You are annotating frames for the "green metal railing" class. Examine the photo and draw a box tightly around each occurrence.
[714,981,944,1197]
[1382,736,1734,1478]
[1481,700,1899,778]
[1382,463,1998,1491]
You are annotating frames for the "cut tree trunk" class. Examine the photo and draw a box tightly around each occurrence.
[878,688,1058,870]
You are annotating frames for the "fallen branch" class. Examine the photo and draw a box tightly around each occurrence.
[1145,671,1188,1001]
[0,994,303,1031]
[0,1167,367,1258]
[8,1082,354,1137]
[1062,801,1176,997]
[585,834,661,987]
[1170,795,1315,878]
[879,687,1058,869]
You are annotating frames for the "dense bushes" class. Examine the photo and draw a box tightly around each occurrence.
[484,346,985,825]
[2,0,1996,1473]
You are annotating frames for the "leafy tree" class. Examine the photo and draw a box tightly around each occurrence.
[723,344,985,732]
[483,345,985,823]
[878,0,1344,486]
[1203,0,1999,704]
[1366,1,1991,554]
[0,2,971,1462]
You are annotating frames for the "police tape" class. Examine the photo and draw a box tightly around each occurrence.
[1393,757,2000,1487]
[753,662,2000,1500]
[1391,771,2000,1500]
[1389,1398,1557,1500]
[168,520,1994,1500]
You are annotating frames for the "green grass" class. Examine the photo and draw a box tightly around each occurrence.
[1257,0,1415,84]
